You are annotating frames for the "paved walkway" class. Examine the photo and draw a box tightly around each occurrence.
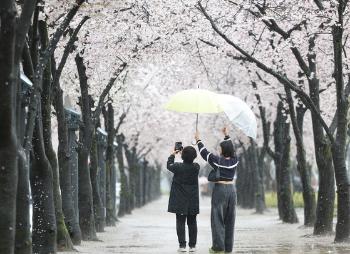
[63,196,350,254]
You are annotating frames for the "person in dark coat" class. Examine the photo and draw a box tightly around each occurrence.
[167,146,200,253]
[195,127,238,254]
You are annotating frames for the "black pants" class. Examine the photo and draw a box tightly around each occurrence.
[176,214,197,248]
[211,184,236,253]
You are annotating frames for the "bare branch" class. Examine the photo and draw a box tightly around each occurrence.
[197,1,335,144]
[24,0,86,150]
[196,40,214,87]
[93,62,127,121]
[198,38,219,48]
[251,26,266,56]
[115,112,127,134]
[330,74,350,134]
[252,81,276,159]
[314,0,324,10]
[15,0,36,62]
[118,4,135,12]
[53,16,89,94]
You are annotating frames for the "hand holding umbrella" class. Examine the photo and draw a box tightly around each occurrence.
[194,130,200,144]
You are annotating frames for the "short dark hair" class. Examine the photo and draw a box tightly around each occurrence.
[220,140,235,158]
[181,146,197,163]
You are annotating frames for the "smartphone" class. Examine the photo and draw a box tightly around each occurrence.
[175,142,183,152]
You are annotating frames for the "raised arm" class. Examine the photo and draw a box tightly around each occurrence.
[167,153,178,173]
[195,131,219,168]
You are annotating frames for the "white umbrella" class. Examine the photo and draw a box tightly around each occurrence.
[217,94,257,139]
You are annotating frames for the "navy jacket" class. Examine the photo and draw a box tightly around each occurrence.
[167,155,200,215]
[197,136,239,182]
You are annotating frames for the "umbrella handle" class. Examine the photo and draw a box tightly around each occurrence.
[192,114,199,146]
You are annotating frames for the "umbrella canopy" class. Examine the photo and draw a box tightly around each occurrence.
[217,94,257,139]
[164,89,222,113]
[164,89,257,139]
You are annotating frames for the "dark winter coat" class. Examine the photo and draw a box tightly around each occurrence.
[167,154,200,215]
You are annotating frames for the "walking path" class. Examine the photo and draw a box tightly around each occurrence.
[63,196,350,254]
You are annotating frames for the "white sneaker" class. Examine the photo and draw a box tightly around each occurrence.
[178,247,187,252]
[189,247,196,252]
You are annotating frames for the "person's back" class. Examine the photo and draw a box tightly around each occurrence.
[171,162,199,185]
[167,146,200,252]
[195,127,238,254]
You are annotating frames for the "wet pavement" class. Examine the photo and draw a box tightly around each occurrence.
[62,196,350,254]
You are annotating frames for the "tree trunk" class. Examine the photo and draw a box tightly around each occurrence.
[135,162,142,208]
[285,86,316,226]
[15,48,33,254]
[142,160,149,206]
[258,147,267,204]
[236,154,245,206]
[332,18,350,242]
[53,64,82,245]
[97,130,107,228]
[116,134,129,217]
[111,147,118,218]
[66,114,80,234]
[39,20,74,251]
[78,143,97,240]
[155,162,162,198]
[0,2,18,253]
[296,104,316,226]
[139,159,145,206]
[76,54,97,240]
[238,147,255,209]
[273,101,298,224]
[250,139,265,214]
[124,145,136,211]
[15,148,31,254]
[31,103,57,253]
[104,103,117,225]
[90,131,105,232]
[51,16,88,245]
[308,79,335,235]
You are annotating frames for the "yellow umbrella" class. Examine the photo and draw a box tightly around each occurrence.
[164,89,222,113]
[164,89,222,130]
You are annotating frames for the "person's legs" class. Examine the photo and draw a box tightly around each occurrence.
[211,184,226,251]
[224,186,236,253]
[176,214,187,248]
[187,215,197,248]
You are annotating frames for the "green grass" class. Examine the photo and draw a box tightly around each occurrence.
[265,192,305,208]
[265,192,338,214]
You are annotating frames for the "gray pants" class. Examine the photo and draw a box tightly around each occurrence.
[211,184,236,253]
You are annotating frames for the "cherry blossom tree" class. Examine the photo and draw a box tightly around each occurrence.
[196,0,350,241]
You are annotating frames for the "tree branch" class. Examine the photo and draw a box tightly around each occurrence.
[15,0,36,62]
[115,112,127,134]
[196,40,214,87]
[53,16,89,96]
[252,81,276,160]
[197,1,335,144]
[93,62,127,121]
[260,18,310,74]
[138,147,152,159]
[314,0,324,10]
[24,0,86,151]
[198,38,219,48]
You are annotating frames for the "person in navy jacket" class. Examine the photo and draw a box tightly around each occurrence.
[195,127,238,254]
